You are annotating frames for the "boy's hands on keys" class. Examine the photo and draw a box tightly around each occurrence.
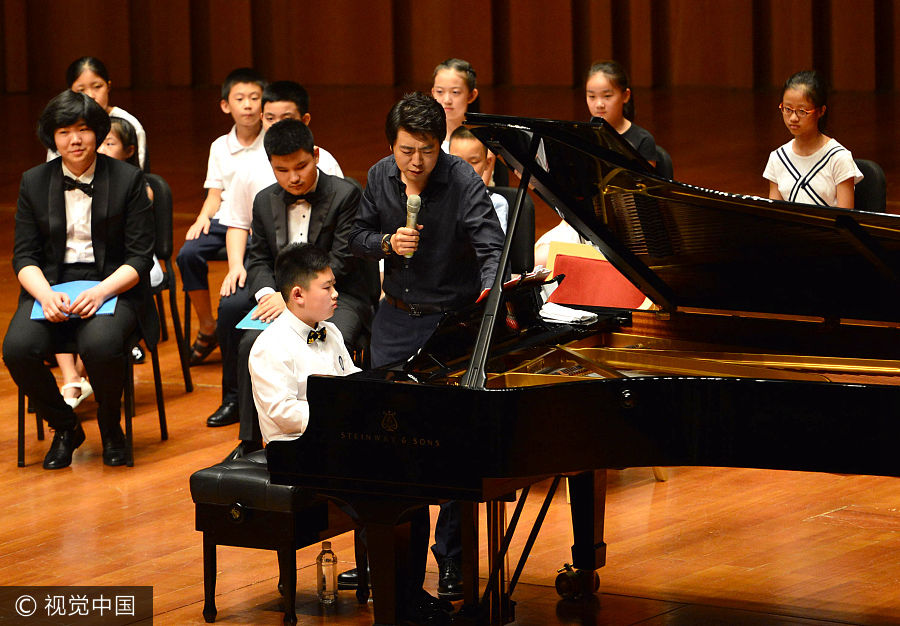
[186,214,211,240]
[220,266,247,296]
[253,292,286,323]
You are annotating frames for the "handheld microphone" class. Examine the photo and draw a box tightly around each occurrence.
[404,194,421,259]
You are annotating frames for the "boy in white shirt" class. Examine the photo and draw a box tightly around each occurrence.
[248,243,359,442]
[176,67,266,380]
[250,243,451,624]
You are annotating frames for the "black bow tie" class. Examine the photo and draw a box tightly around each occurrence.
[63,176,94,197]
[307,327,327,344]
[284,189,318,207]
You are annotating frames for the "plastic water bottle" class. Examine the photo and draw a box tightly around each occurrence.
[316,541,338,605]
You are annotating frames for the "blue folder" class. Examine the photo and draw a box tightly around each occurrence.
[30,280,118,320]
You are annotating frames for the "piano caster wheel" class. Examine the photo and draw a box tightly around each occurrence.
[355,586,370,604]
[555,563,599,600]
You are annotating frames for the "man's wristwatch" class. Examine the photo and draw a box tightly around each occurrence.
[381,233,392,255]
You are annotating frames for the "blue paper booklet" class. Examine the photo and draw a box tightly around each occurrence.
[236,305,273,330]
[30,280,118,320]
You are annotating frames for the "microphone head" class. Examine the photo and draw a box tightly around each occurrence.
[407,194,421,214]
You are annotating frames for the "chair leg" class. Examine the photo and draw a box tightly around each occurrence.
[18,389,25,468]
[184,291,191,353]
[36,411,44,440]
[169,282,193,393]
[276,548,298,624]
[150,345,168,440]
[124,357,135,467]
[155,292,168,342]
[202,534,218,623]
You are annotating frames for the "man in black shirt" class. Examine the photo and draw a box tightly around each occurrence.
[348,92,505,609]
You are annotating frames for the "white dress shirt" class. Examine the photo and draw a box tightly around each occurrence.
[61,160,96,264]
[219,144,343,230]
[249,311,360,443]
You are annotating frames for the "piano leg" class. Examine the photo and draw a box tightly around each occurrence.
[460,501,479,607]
[565,470,606,597]
[366,520,405,625]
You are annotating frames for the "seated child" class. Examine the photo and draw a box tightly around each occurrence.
[763,70,862,209]
[50,56,149,171]
[448,126,508,232]
[249,243,359,442]
[176,67,266,372]
[249,243,451,624]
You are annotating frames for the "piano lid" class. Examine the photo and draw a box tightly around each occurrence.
[466,113,900,323]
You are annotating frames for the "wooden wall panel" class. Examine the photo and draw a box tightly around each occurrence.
[189,0,252,88]
[829,0,876,90]
[396,0,494,86]
[24,0,132,92]
[574,0,614,87]
[628,0,655,87]
[504,0,573,86]
[2,0,28,92]
[0,0,897,93]
[667,0,755,88]
[768,0,814,88]
[130,0,192,88]
[253,0,394,86]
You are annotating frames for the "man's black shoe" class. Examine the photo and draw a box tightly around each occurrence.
[437,557,463,601]
[101,424,127,466]
[206,402,239,427]
[43,424,86,469]
[403,590,452,625]
[337,566,373,590]
[223,440,262,462]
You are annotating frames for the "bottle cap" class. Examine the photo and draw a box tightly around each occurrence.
[322,541,331,550]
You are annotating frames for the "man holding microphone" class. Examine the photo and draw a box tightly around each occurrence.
[348,91,505,607]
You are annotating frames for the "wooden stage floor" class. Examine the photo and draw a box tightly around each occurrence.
[1,86,899,625]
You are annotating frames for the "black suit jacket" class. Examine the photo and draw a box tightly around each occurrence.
[13,154,159,345]
[246,171,380,311]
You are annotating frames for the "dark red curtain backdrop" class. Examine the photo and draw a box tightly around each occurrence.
[1,0,896,93]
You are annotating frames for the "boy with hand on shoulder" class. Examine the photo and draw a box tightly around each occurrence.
[248,243,358,443]
[176,67,266,374]
[448,125,508,233]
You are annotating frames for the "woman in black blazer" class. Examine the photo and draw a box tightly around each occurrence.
[2,90,156,469]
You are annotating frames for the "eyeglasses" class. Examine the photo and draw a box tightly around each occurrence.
[779,103,816,118]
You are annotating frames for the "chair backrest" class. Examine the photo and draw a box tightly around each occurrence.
[488,186,535,274]
[853,159,886,212]
[655,145,674,180]
[144,173,173,261]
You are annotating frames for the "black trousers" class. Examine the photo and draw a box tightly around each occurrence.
[370,300,461,565]
[2,264,138,438]
[235,293,371,442]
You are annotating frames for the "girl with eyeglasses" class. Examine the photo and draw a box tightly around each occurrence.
[763,70,862,209]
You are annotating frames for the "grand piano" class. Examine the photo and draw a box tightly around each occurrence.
[267,113,900,625]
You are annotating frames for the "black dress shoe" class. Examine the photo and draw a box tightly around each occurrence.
[337,566,373,590]
[222,440,262,462]
[403,590,452,625]
[437,557,463,600]
[101,424,127,466]
[43,425,86,469]
[206,402,239,427]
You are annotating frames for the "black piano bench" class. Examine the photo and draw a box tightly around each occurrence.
[189,450,367,624]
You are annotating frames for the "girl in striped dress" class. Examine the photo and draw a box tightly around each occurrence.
[763,70,862,209]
